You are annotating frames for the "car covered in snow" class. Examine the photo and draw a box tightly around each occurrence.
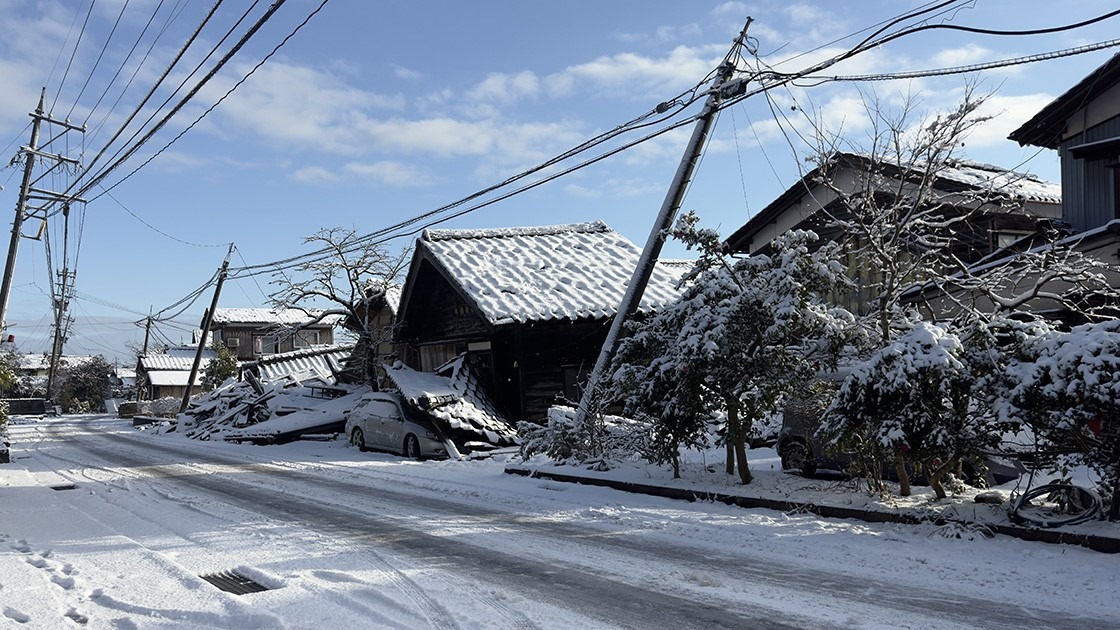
[344,392,448,459]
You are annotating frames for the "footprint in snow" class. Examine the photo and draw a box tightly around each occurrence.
[64,607,88,625]
[11,540,31,553]
[52,574,76,590]
[3,606,30,624]
[25,556,49,569]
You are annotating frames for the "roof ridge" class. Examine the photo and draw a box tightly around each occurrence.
[422,220,610,242]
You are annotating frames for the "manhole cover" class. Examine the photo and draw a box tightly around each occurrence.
[50,484,77,491]
[199,571,271,595]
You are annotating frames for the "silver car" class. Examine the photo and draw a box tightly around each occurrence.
[345,392,447,459]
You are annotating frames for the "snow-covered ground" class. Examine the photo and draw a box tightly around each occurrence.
[3,413,1119,629]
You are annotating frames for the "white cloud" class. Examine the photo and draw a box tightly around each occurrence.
[206,61,406,154]
[712,2,748,20]
[393,64,422,80]
[565,177,662,199]
[933,44,994,68]
[344,160,431,187]
[292,166,339,185]
[964,93,1058,149]
[467,71,542,103]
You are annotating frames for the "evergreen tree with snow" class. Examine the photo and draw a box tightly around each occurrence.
[612,213,854,483]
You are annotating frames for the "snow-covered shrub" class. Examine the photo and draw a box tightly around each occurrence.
[611,215,855,483]
[1005,319,1120,518]
[821,320,990,498]
[520,404,649,470]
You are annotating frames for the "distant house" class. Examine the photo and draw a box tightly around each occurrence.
[394,221,689,421]
[723,152,1062,316]
[339,284,401,387]
[135,346,215,400]
[206,308,344,361]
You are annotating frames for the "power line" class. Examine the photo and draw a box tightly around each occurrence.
[67,0,132,121]
[92,0,332,202]
[50,0,97,115]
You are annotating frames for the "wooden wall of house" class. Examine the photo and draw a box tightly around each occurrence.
[488,320,610,422]
[399,261,490,344]
[1060,115,1120,232]
[217,324,334,360]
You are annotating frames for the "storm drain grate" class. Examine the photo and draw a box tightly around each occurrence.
[49,484,77,491]
[199,570,271,595]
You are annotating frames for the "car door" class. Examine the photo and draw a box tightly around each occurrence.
[364,398,402,449]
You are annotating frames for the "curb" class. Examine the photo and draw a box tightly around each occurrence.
[504,466,1120,554]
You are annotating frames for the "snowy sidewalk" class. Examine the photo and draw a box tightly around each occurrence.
[505,462,1120,554]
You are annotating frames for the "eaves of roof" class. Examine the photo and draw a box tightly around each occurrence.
[1008,52,1120,149]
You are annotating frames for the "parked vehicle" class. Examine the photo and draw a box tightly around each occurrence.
[776,390,1023,487]
[345,392,448,459]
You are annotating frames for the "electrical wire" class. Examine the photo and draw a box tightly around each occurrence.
[50,0,96,114]
[91,0,332,202]
[81,0,168,127]
[66,0,131,121]
[99,186,226,247]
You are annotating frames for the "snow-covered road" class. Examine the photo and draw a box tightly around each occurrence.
[4,415,1118,629]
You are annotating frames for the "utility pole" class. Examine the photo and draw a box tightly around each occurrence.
[180,244,234,414]
[572,19,753,441]
[45,203,76,399]
[0,89,84,337]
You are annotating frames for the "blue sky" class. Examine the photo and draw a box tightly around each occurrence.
[1,0,1119,363]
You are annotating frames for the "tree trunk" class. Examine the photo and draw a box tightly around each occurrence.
[726,398,752,484]
[725,436,735,476]
[895,451,911,496]
[671,450,680,479]
[926,458,955,500]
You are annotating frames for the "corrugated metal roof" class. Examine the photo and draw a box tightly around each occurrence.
[211,308,344,326]
[420,221,689,325]
[139,348,215,371]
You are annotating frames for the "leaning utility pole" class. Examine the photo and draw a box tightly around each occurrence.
[572,18,754,443]
[45,203,76,399]
[0,89,84,337]
[180,244,234,414]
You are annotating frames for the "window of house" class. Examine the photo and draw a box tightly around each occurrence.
[294,330,319,348]
[253,335,278,355]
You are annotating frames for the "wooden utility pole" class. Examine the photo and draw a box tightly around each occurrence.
[0,89,84,337]
[572,18,753,439]
[180,244,234,414]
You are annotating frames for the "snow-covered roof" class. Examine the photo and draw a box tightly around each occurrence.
[384,359,517,444]
[211,308,344,327]
[418,221,690,325]
[248,345,354,384]
[139,347,215,371]
[145,371,202,387]
[16,354,95,371]
[938,159,1061,204]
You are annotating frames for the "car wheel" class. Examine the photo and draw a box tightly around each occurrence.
[778,438,807,468]
[351,428,367,452]
[404,434,422,460]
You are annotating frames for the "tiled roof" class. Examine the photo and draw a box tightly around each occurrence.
[384,358,517,444]
[420,221,689,325]
[211,308,344,327]
[249,345,354,384]
[939,159,1061,204]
